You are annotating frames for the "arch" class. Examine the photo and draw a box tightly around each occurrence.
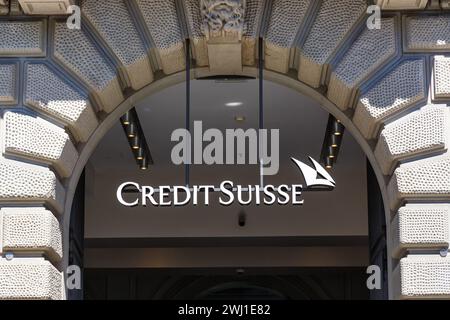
[62,68,392,296]
[0,0,449,300]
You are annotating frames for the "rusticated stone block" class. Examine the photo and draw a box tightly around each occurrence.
[4,111,78,178]
[135,0,185,74]
[0,259,63,300]
[328,17,397,110]
[0,20,46,57]
[354,59,426,139]
[52,21,123,113]
[298,0,366,88]
[1,207,62,262]
[374,105,448,175]
[25,63,98,143]
[81,0,153,90]
[394,255,450,299]
[388,157,450,210]
[405,15,450,52]
[0,63,17,105]
[0,160,65,213]
[433,56,450,100]
[264,0,311,74]
[391,204,450,258]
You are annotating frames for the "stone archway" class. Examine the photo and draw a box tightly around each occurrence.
[0,0,449,300]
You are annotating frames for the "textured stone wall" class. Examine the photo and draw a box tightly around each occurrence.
[0,0,449,300]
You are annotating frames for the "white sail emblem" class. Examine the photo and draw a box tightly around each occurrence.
[291,157,336,189]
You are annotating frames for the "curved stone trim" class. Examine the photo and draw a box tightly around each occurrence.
[388,156,450,210]
[0,161,65,214]
[394,254,450,299]
[24,63,98,143]
[0,259,63,300]
[391,204,450,258]
[374,104,449,175]
[3,111,78,178]
[328,17,398,110]
[0,207,62,262]
[354,58,426,140]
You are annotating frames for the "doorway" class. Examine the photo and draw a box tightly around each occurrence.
[69,78,386,300]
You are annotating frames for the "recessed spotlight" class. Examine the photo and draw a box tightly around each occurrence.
[235,116,246,122]
[131,136,140,149]
[121,112,132,126]
[325,157,333,169]
[135,148,145,161]
[127,123,137,138]
[226,102,243,107]
[328,146,336,159]
[333,121,344,136]
[329,135,340,148]
[140,157,149,170]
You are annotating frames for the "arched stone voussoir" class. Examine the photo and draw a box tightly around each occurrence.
[264,0,312,74]
[135,0,185,75]
[0,207,62,262]
[81,0,154,91]
[24,63,98,143]
[241,0,265,67]
[404,14,450,52]
[297,0,367,88]
[391,204,450,259]
[353,58,427,140]
[0,259,63,300]
[387,156,450,211]
[0,63,17,105]
[183,0,209,67]
[375,104,449,175]
[3,111,78,178]
[433,55,450,101]
[327,17,398,110]
[51,21,124,113]
[393,255,450,299]
[0,161,65,214]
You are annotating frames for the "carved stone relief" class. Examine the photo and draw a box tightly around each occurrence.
[200,0,245,42]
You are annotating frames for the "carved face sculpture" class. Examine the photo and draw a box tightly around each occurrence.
[201,0,245,37]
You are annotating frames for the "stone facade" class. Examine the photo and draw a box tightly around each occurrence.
[0,0,449,300]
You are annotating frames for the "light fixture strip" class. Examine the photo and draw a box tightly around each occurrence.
[120,108,154,170]
[320,115,345,169]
